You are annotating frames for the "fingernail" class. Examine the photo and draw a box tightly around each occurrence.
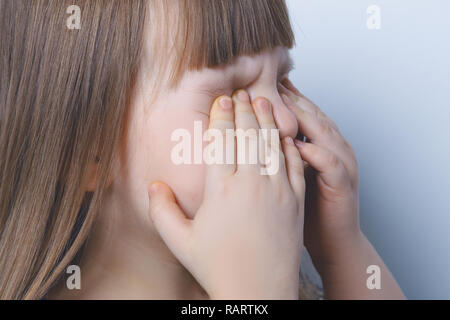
[236,90,250,103]
[255,98,270,113]
[294,139,304,148]
[285,136,294,145]
[219,96,232,110]
[281,93,292,106]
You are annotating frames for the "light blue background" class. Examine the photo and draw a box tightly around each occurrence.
[287,0,450,299]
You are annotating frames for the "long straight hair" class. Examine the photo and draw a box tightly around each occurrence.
[0,0,146,299]
[0,0,298,300]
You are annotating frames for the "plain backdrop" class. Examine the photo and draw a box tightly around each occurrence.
[286,0,450,299]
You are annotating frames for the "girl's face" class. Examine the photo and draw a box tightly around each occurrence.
[115,46,297,224]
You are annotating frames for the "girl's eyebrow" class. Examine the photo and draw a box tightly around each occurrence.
[278,55,295,80]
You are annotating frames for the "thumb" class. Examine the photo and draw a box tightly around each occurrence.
[148,182,192,259]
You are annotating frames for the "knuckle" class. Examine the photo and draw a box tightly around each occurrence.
[328,125,339,137]
[342,138,351,149]
[318,121,332,136]
[326,153,340,169]
[313,106,322,118]
[293,95,302,105]
[329,120,340,132]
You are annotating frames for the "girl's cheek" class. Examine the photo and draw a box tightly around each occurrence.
[168,164,205,219]
[142,102,209,218]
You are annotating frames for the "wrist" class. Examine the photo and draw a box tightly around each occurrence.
[209,273,300,300]
[312,230,367,278]
[210,286,299,300]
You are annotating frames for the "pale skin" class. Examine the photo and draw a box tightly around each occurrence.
[52,44,404,299]
[279,79,405,299]
[53,47,301,300]
[149,92,305,299]
[147,82,406,300]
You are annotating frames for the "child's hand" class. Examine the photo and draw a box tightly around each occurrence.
[279,79,360,272]
[279,79,404,299]
[147,90,305,299]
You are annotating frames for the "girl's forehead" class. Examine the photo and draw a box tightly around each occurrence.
[143,1,294,88]
[178,47,293,88]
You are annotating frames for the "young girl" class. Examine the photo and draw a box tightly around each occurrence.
[0,0,404,299]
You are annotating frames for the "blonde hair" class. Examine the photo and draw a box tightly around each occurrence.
[0,0,295,299]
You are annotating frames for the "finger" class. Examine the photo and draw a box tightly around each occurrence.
[279,82,338,131]
[233,90,260,174]
[282,137,305,201]
[278,82,314,114]
[148,182,192,263]
[282,93,334,143]
[252,97,277,131]
[205,95,236,181]
[283,93,358,185]
[252,97,284,177]
[281,78,304,97]
[294,141,349,191]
